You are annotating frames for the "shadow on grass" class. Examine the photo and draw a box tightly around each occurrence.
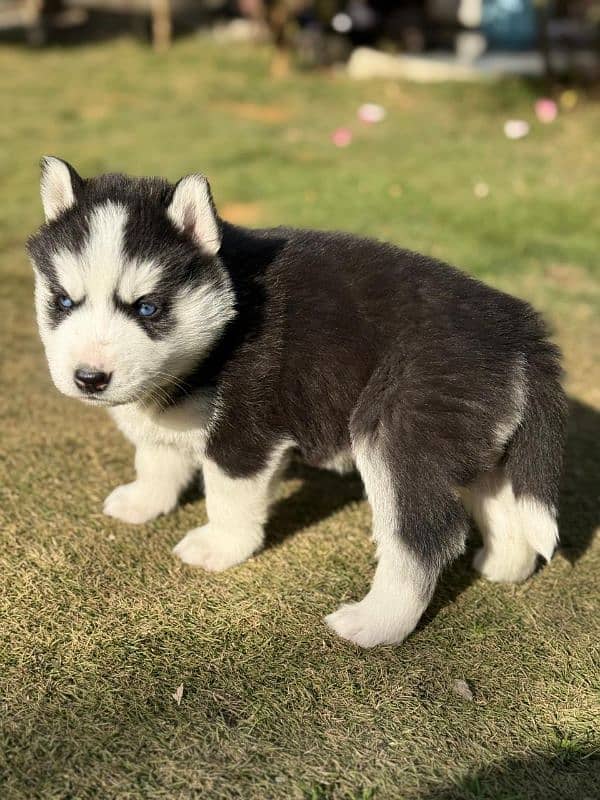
[267,461,364,549]
[558,398,600,563]
[423,747,600,800]
[179,470,204,508]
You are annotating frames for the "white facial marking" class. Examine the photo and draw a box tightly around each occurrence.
[52,201,159,305]
[118,258,160,304]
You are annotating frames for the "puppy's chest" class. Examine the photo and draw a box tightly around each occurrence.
[110,391,216,459]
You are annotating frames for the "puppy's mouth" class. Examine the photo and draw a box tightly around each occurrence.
[69,377,179,409]
[75,392,131,407]
[79,395,125,407]
[75,384,164,408]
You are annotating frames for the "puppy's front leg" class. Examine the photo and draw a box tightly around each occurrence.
[173,447,289,571]
[104,444,196,524]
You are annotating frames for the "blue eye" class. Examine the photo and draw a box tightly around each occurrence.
[58,295,73,310]
[137,301,157,318]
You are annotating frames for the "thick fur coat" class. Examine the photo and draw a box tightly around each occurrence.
[28,158,567,647]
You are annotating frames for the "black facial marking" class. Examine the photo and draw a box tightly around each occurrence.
[113,292,176,341]
[42,282,84,328]
[27,203,90,289]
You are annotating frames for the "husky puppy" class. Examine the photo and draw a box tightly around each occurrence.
[28,158,567,647]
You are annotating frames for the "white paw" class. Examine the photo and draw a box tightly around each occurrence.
[172,524,262,571]
[103,481,178,524]
[325,597,421,648]
[473,546,538,583]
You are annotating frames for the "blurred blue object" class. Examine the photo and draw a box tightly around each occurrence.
[482,0,538,49]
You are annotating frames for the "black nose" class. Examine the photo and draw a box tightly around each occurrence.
[74,368,111,393]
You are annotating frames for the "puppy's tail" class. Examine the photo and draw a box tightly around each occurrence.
[503,340,568,560]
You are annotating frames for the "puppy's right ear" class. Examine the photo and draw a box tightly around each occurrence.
[40,156,82,222]
[167,174,221,256]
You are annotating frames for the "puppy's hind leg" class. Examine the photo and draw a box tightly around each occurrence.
[461,469,540,583]
[464,359,566,583]
[326,434,468,648]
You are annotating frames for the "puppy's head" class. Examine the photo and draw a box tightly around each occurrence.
[27,158,235,407]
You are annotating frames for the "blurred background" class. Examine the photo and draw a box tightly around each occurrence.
[1,0,599,78]
[0,0,600,81]
[1,3,599,799]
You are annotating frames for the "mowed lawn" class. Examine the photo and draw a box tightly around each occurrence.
[0,35,599,800]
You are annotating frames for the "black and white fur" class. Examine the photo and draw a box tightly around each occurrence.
[28,158,567,648]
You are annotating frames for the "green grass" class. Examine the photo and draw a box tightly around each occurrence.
[0,36,599,800]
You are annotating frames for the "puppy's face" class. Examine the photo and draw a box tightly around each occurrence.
[27,159,235,407]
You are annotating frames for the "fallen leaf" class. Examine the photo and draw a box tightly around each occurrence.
[173,683,184,706]
[452,679,474,701]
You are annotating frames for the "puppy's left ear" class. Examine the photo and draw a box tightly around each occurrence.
[40,156,82,222]
[167,174,221,256]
